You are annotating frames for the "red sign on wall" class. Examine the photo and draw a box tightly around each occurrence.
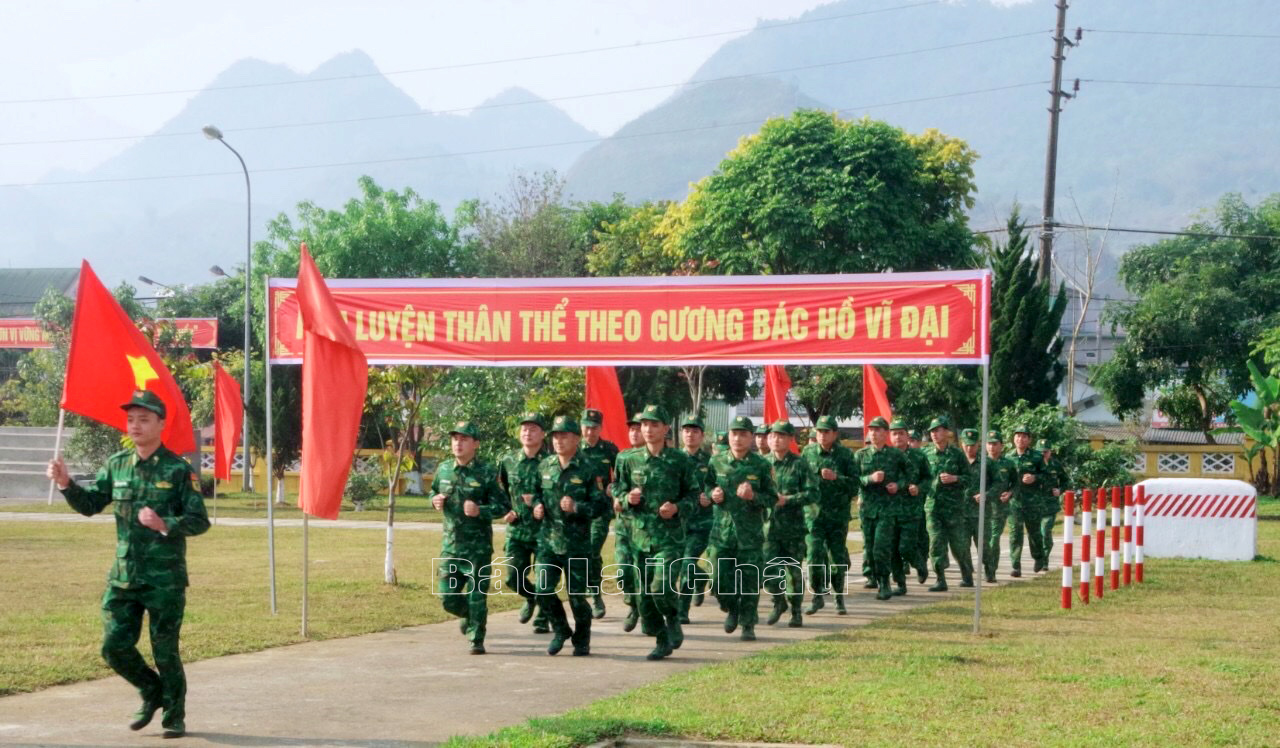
[267,271,990,366]
[0,317,218,349]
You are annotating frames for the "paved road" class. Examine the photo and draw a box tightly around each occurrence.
[0,521,1052,747]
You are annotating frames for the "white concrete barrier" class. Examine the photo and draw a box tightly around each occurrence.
[1136,478,1257,562]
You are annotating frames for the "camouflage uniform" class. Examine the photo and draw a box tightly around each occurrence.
[533,417,610,655]
[709,417,777,637]
[979,431,1017,581]
[1006,428,1046,576]
[432,425,511,651]
[958,428,985,559]
[611,405,700,659]
[677,417,716,621]
[610,414,644,629]
[496,414,548,629]
[922,418,975,589]
[855,419,913,599]
[907,430,931,577]
[801,416,857,609]
[763,423,814,624]
[62,433,209,734]
[1038,441,1070,571]
[580,408,619,618]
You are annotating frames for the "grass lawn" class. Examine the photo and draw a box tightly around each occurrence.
[2,492,444,522]
[0,519,517,695]
[448,499,1280,748]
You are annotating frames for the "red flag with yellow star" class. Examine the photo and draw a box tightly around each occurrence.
[60,261,196,454]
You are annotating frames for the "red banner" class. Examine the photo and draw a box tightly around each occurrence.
[267,271,990,366]
[0,317,217,349]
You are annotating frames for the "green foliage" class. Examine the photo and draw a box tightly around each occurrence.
[522,367,585,421]
[587,201,695,277]
[886,366,982,433]
[455,171,589,279]
[1216,360,1280,491]
[994,400,1137,489]
[988,210,1067,414]
[421,368,528,461]
[1096,192,1280,431]
[344,463,382,509]
[155,273,248,350]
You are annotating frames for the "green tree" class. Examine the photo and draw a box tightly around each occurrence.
[988,210,1067,415]
[1094,193,1280,433]
[995,400,1136,490]
[456,171,589,279]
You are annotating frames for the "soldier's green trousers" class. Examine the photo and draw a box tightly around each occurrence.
[437,553,491,645]
[635,545,682,641]
[1039,501,1060,567]
[965,504,983,560]
[927,497,974,580]
[588,515,612,596]
[535,552,592,649]
[806,512,851,596]
[101,585,186,726]
[611,516,639,608]
[859,507,877,579]
[714,545,765,627]
[678,526,712,616]
[914,505,929,573]
[1006,501,1044,572]
[764,533,807,610]
[503,534,547,626]
[984,499,1012,577]
[873,512,917,582]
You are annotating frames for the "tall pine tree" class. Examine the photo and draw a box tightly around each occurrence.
[989,210,1068,413]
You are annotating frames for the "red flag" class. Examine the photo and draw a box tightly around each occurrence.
[863,364,892,426]
[585,366,629,450]
[763,365,799,454]
[296,244,368,520]
[61,261,196,454]
[212,360,243,481]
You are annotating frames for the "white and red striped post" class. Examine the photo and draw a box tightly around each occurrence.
[1135,483,1145,583]
[1094,484,1106,599]
[1110,486,1122,591]
[1060,490,1074,609]
[1123,484,1134,586]
[1079,488,1092,604]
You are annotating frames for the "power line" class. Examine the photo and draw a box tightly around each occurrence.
[0,1,941,106]
[0,30,1047,148]
[1083,78,1280,91]
[1053,223,1280,242]
[1,81,1047,189]
[1084,28,1280,40]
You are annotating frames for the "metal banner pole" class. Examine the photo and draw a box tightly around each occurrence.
[264,276,277,614]
[974,361,990,634]
[302,514,309,637]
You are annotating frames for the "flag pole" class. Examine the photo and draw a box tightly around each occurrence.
[264,275,277,615]
[47,409,67,505]
[974,360,990,635]
[301,513,309,637]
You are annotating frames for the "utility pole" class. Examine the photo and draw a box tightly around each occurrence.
[1039,2,1080,283]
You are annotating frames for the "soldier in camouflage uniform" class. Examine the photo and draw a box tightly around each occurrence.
[1038,438,1069,572]
[754,422,770,455]
[431,421,511,655]
[801,415,857,614]
[855,416,912,600]
[908,428,930,581]
[612,405,700,660]
[580,408,620,620]
[958,428,984,559]
[890,420,930,584]
[980,430,1016,582]
[531,416,610,656]
[709,416,777,640]
[497,412,549,632]
[611,413,646,632]
[47,390,210,739]
[922,417,975,591]
[677,416,716,623]
[764,420,813,627]
[712,430,729,456]
[1006,425,1046,577]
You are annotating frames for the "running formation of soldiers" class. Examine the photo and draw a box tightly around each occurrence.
[431,408,1067,658]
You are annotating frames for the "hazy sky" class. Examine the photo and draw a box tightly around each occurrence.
[0,0,902,185]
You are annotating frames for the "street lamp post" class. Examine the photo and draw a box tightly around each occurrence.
[202,124,254,493]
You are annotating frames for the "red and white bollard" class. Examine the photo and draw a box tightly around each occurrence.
[1094,484,1107,599]
[1079,488,1092,604]
[1135,483,1145,583]
[1110,486,1122,591]
[1123,484,1134,586]
[1061,490,1074,609]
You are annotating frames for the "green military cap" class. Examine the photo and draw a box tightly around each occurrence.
[1012,424,1032,436]
[728,415,754,432]
[770,420,795,435]
[909,429,923,441]
[987,429,1004,443]
[927,416,952,432]
[1036,438,1053,450]
[449,421,480,438]
[715,430,729,445]
[550,415,580,434]
[638,404,668,423]
[755,422,770,435]
[888,417,909,431]
[680,415,705,430]
[959,428,979,445]
[581,408,604,427]
[518,411,548,430]
[866,416,890,430]
[815,415,839,431]
[627,413,642,426]
[121,389,166,419]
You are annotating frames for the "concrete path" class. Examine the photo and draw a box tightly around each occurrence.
[0,540,1052,747]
